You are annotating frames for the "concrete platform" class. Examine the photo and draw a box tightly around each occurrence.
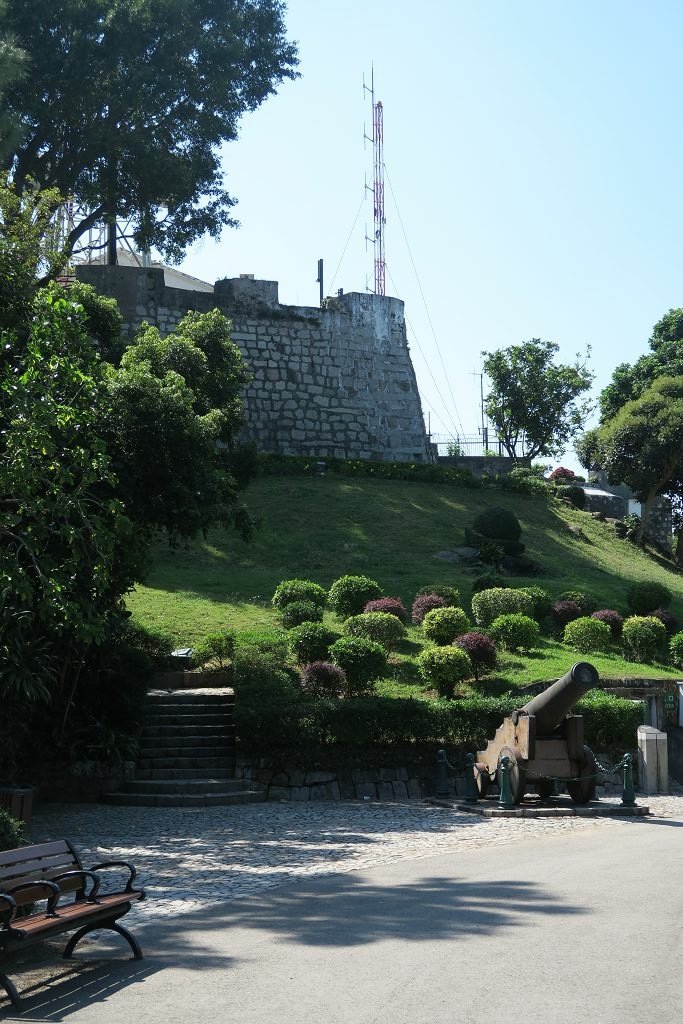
[428,796,650,817]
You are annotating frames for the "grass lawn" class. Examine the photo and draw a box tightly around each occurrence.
[127,474,683,686]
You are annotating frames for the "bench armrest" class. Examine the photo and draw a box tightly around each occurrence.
[52,870,101,903]
[0,891,18,927]
[87,860,139,894]
[6,880,60,920]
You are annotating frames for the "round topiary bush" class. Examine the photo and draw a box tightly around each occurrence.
[411,593,447,625]
[621,615,668,663]
[519,586,552,623]
[471,572,507,595]
[416,585,460,607]
[471,506,522,542]
[343,611,406,651]
[650,608,679,635]
[452,631,497,680]
[418,646,472,698]
[364,597,408,622]
[329,636,387,694]
[288,622,339,664]
[471,588,535,627]
[422,606,471,646]
[626,581,672,615]
[669,631,683,668]
[591,609,624,640]
[555,484,586,509]
[489,613,540,651]
[551,599,583,629]
[563,616,612,654]
[557,590,599,614]
[272,578,327,610]
[300,661,347,697]
[192,630,236,669]
[280,601,324,629]
[328,575,383,619]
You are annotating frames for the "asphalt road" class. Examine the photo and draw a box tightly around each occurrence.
[5,808,682,1024]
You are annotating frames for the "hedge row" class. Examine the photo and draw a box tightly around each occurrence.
[235,689,643,761]
[258,454,482,488]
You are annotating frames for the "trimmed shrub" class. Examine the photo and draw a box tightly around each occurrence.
[499,468,549,496]
[328,575,383,618]
[411,593,446,625]
[0,808,22,852]
[232,647,298,694]
[422,606,472,646]
[555,484,586,509]
[280,601,324,629]
[613,513,641,541]
[288,623,339,664]
[343,611,406,651]
[591,609,624,640]
[416,585,460,607]
[471,573,507,595]
[669,631,683,668]
[550,466,575,481]
[452,632,497,680]
[557,590,599,614]
[626,581,672,615]
[621,616,668,663]
[300,661,347,697]
[551,599,583,629]
[329,636,387,693]
[519,586,552,623]
[471,587,535,628]
[649,608,679,635]
[471,506,522,542]
[418,646,472,698]
[489,613,540,651]
[234,629,290,660]
[272,578,327,610]
[364,597,408,622]
[192,630,236,670]
[563,616,611,654]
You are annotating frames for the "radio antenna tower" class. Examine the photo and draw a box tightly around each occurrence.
[364,67,386,295]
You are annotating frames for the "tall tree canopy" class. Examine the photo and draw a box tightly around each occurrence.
[599,308,683,422]
[1,0,298,261]
[482,339,593,461]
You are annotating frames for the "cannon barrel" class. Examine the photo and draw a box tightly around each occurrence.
[520,662,599,734]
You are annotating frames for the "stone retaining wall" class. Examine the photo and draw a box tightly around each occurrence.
[237,760,434,802]
[76,266,429,463]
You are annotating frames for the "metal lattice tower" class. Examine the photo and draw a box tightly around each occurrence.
[364,69,386,295]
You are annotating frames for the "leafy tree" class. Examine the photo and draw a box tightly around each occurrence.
[599,308,683,421]
[481,340,593,461]
[0,0,26,162]
[2,0,298,262]
[577,377,683,547]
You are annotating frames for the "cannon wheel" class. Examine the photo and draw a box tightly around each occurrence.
[474,763,490,799]
[497,746,526,805]
[567,747,598,805]
[535,778,554,801]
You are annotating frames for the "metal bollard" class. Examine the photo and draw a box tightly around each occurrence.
[621,752,636,806]
[498,756,514,808]
[436,749,451,799]
[465,753,478,803]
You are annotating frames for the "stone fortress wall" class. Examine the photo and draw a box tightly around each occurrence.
[77,266,430,463]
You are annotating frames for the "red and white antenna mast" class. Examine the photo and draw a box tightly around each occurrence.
[364,67,386,296]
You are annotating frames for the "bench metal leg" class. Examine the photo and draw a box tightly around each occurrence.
[0,971,22,1009]
[63,919,143,961]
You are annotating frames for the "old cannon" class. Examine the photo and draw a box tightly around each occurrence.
[475,662,600,805]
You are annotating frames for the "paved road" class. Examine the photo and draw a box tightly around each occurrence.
[4,795,683,1022]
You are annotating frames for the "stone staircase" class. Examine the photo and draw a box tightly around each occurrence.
[103,688,265,807]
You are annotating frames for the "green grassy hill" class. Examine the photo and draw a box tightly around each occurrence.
[127,475,683,686]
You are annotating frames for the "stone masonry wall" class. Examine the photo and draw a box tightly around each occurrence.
[76,266,430,462]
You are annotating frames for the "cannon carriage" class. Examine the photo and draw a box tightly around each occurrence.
[475,662,600,805]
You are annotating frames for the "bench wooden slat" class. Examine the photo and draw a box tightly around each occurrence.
[0,841,75,868]
[0,852,80,884]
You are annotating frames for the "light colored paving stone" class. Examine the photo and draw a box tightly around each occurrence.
[28,791,683,921]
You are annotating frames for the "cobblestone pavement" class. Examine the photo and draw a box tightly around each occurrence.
[29,792,683,920]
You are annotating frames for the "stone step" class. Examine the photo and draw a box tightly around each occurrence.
[144,712,232,727]
[141,724,233,738]
[138,734,234,751]
[119,778,249,795]
[102,789,266,808]
[147,691,234,706]
[137,749,233,765]
[134,768,235,781]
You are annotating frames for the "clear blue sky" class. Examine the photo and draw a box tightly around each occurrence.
[179,0,683,469]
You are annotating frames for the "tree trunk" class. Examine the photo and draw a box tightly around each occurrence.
[675,525,683,566]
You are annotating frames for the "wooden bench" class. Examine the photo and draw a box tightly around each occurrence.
[0,839,146,1009]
